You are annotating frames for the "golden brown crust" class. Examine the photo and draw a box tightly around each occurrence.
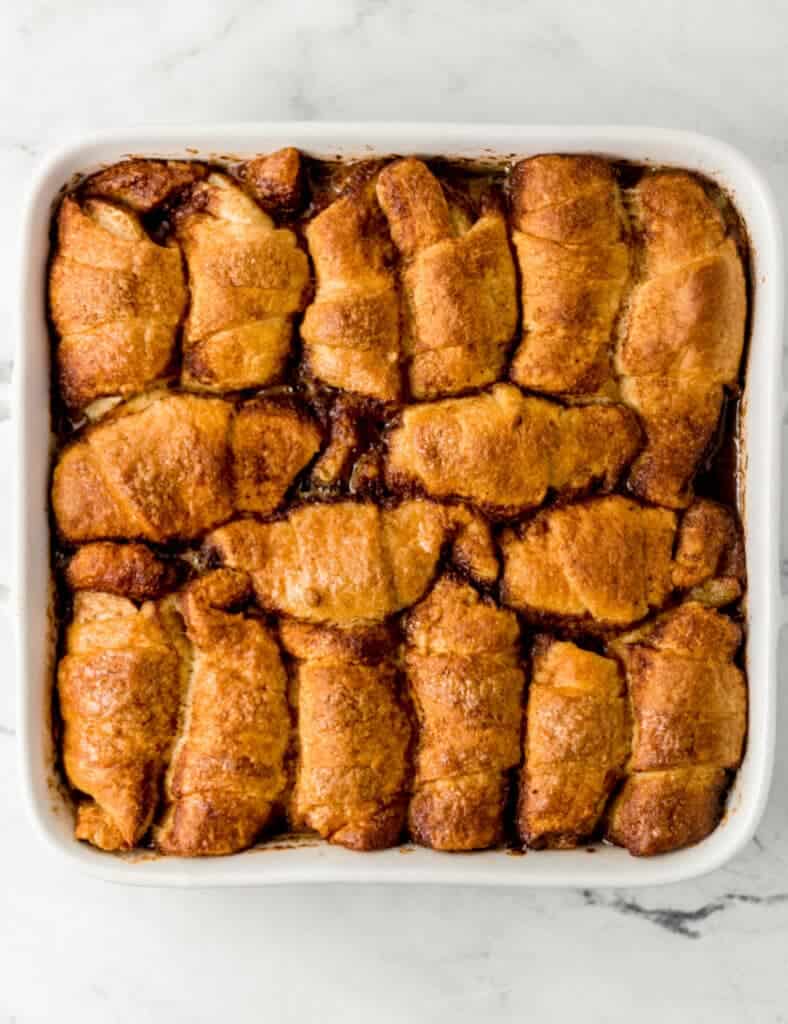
[301,174,401,400]
[64,542,176,601]
[279,618,396,664]
[51,393,234,543]
[281,620,410,850]
[405,578,524,851]
[612,602,745,771]
[230,398,321,515]
[58,592,182,850]
[385,384,641,515]
[374,158,454,260]
[606,767,728,856]
[377,158,517,399]
[82,159,207,212]
[501,496,677,627]
[175,173,309,391]
[74,801,127,851]
[606,602,745,855]
[156,570,290,856]
[237,148,304,215]
[501,496,743,630]
[206,499,497,626]
[49,197,187,410]
[519,639,629,848]
[617,173,747,507]
[509,156,629,394]
[672,498,745,603]
[51,393,319,543]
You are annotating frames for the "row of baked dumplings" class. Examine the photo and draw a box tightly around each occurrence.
[48,150,748,859]
[59,525,745,858]
[50,149,746,510]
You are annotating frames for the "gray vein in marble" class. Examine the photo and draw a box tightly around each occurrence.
[0,139,40,158]
[583,889,788,939]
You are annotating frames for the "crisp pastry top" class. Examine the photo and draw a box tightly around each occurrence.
[52,392,320,542]
[49,151,749,860]
[49,196,187,411]
[509,155,630,394]
[376,158,518,399]
[385,383,641,516]
[617,172,747,507]
[174,173,309,391]
[301,169,401,401]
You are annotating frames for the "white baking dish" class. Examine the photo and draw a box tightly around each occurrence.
[14,124,784,887]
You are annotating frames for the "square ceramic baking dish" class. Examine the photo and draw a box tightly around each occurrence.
[13,124,784,887]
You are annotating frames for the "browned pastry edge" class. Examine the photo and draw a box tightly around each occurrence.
[606,768,728,856]
[278,618,397,665]
[281,618,410,850]
[518,635,629,849]
[237,148,305,215]
[82,159,207,211]
[64,542,178,601]
[156,569,291,857]
[383,384,643,519]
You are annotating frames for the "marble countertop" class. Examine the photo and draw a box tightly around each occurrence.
[1,1,787,1020]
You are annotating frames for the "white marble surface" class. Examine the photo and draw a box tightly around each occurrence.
[1,1,788,1021]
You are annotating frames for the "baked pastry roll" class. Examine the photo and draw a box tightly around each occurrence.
[501,496,676,627]
[281,621,410,850]
[207,499,497,627]
[82,158,206,212]
[607,602,746,855]
[301,170,401,400]
[617,172,747,507]
[376,158,517,399]
[501,495,743,629]
[508,155,630,394]
[237,148,304,215]
[405,577,525,850]
[157,570,290,856]
[49,196,187,412]
[230,397,321,514]
[385,383,640,516]
[64,542,177,601]
[58,588,182,851]
[672,497,745,606]
[175,173,309,391]
[52,393,320,543]
[518,638,629,847]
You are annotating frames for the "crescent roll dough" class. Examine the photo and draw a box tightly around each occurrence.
[377,158,517,399]
[509,155,630,394]
[617,172,746,507]
[175,173,309,391]
[49,196,187,411]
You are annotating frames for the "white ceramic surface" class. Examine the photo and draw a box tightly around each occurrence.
[14,124,783,888]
